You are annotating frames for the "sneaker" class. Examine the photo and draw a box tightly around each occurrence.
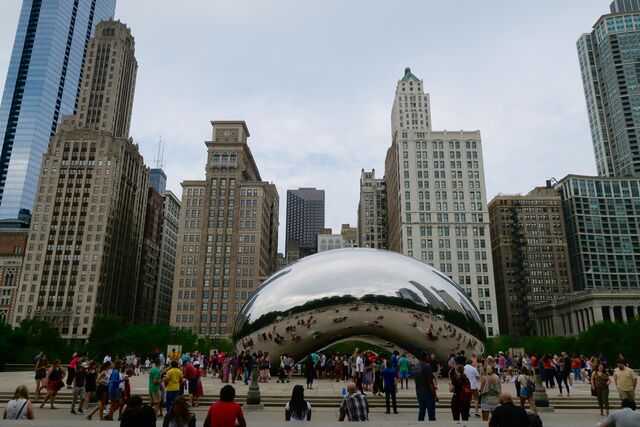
[78,408,84,414]
[70,409,77,415]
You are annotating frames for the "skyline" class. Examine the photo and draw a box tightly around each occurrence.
[0,1,609,251]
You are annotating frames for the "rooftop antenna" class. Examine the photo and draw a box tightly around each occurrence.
[154,137,165,169]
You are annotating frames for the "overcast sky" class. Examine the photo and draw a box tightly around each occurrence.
[0,1,610,251]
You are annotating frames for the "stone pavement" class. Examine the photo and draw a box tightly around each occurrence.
[0,370,635,426]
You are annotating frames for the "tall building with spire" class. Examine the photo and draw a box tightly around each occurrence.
[9,20,148,340]
[170,121,279,337]
[385,67,499,336]
[0,0,117,220]
[578,0,640,177]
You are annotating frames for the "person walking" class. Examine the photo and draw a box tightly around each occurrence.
[84,361,97,410]
[105,360,124,421]
[479,365,501,421]
[34,352,48,400]
[414,351,438,421]
[599,399,640,427]
[613,360,637,402]
[162,395,196,427]
[488,392,530,427]
[517,366,538,414]
[40,359,65,409]
[86,361,111,421]
[338,382,369,422]
[163,360,184,415]
[592,363,611,416]
[463,360,480,418]
[285,384,312,421]
[203,385,246,427]
[148,359,163,418]
[449,364,472,425]
[3,385,35,420]
[70,362,87,415]
[382,362,398,414]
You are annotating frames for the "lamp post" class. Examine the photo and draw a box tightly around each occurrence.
[245,369,263,409]
[532,361,553,412]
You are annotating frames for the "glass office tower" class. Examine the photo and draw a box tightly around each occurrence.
[0,0,116,220]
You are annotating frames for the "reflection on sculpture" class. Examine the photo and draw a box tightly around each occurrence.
[233,248,485,362]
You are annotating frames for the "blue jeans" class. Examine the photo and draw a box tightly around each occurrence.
[166,390,181,415]
[243,367,251,384]
[417,394,436,421]
[573,368,581,382]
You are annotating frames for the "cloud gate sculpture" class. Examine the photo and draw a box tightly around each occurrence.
[233,248,485,362]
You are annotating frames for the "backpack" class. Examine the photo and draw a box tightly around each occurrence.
[458,379,473,403]
[525,376,536,395]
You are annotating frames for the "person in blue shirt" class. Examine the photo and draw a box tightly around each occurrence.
[382,363,398,414]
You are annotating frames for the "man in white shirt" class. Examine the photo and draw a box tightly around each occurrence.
[464,362,480,418]
[356,351,365,393]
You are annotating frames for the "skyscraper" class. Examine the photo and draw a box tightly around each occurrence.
[149,168,167,193]
[154,190,180,324]
[0,0,116,220]
[9,20,148,339]
[488,185,573,336]
[285,188,325,257]
[384,67,499,336]
[358,169,387,249]
[578,1,640,177]
[170,121,279,337]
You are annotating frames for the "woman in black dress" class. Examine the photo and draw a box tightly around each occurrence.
[305,357,315,389]
[34,353,48,400]
[84,361,98,409]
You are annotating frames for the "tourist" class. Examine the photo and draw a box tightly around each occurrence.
[103,353,112,364]
[40,359,65,409]
[203,385,246,427]
[169,348,180,364]
[338,382,369,422]
[572,354,582,383]
[305,356,315,389]
[70,362,88,415]
[599,399,640,427]
[488,392,529,427]
[382,360,398,414]
[67,352,79,389]
[34,352,48,400]
[556,354,570,397]
[414,351,437,421]
[86,360,111,420]
[449,364,471,424]
[284,353,293,383]
[285,384,312,421]
[163,360,184,415]
[398,352,410,389]
[463,359,480,418]
[3,385,35,420]
[542,354,555,389]
[479,365,501,421]
[592,363,611,416]
[243,352,253,385]
[614,360,637,402]
[84,361,97,410]
[517,366,538,414]
[429,353,440,379]
[372,355,384,396]
[162,395,196,427]
[149,358,163,417]
[105,360,124,421]
[259,352,270,383]
[119,395,156,427]
[183,360,199,407]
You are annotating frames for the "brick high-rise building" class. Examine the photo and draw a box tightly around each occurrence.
[285,188,324,258]
[358,169,387,249]
[170,121,279,337]
[488,185,573,336]
[384,67,499,336]
[153,190,180,324]
[9,21,148,340]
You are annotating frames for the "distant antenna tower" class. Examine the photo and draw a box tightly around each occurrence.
[154,136,165,169]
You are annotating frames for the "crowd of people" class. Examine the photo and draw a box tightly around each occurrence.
[2,346,639,427]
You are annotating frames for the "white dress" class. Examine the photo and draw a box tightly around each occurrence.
[5,399,29,420]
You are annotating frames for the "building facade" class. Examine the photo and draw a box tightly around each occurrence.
[153,190,180,324]
[358,169,387,249]
[555,174,640,291]
[0,0,116,220]
[533,290,640,337]
[9,21,148,340]
[285,188,324,257]
[318,224,358,252]
[170,121,279,337]
[578,1,640,177]
[384,67,499,336]
[0,228,28,323]
[134,188,164,323]
[488,186,573,336]
[149,168,167,193]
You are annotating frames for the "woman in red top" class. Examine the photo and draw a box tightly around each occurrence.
[203,385,246,427]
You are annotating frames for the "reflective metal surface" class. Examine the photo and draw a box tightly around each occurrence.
[233,248,485,361]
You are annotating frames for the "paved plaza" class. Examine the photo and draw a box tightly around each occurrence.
[1,370,637,426]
